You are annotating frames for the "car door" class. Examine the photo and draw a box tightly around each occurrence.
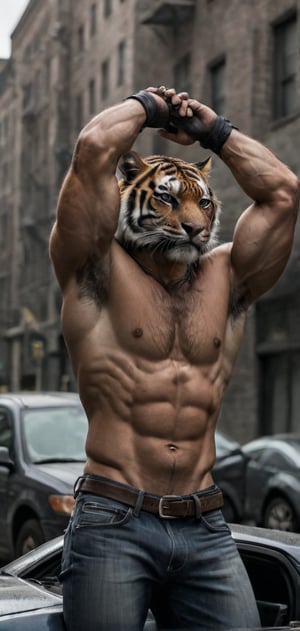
[244,447,279,523]
[0,407,14,555]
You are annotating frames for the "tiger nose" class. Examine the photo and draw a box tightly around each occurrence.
[181,222,206,239]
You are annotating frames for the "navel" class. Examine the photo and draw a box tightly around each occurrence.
[167,443,178,452]
[132,328,143,338]
[213,337,221,348]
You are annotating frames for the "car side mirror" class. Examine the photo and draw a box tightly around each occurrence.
[0,446,14,470]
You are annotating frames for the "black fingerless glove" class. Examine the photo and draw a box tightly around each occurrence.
[126,90,169,128]
[196,116,238,154]
[168,105,238,155]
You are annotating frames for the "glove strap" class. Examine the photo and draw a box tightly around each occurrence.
[125,90,169,128]
[199,116,238,154]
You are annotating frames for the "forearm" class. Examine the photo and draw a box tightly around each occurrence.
[73,100,148,179]
[157,90,299,209]
[52,89,172,276]
[53,101,146,266]
[220,129,300,207]
[228,129,299,300]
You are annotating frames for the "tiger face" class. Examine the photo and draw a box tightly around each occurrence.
[116,151,221,264]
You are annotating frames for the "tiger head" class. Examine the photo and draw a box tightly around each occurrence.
[116,151,221,264]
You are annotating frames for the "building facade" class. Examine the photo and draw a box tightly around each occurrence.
[0,0,299,442]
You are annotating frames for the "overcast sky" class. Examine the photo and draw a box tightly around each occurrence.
[0,0,29,58]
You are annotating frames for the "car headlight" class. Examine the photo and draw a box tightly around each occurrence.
[48,494,75,515]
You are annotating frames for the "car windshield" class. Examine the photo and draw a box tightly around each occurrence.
[23,406,88,463]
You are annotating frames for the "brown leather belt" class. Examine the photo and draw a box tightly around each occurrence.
[74,476,224,518]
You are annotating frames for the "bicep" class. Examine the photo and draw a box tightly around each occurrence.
[50,168,120,288]
[231,201,296,303]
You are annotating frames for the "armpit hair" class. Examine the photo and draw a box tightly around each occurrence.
[76,255,110,305]
[229,285,251,319]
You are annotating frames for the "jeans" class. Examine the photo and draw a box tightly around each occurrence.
[60,478,261,631]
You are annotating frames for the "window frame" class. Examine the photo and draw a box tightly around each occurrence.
[209,55,226,115]
[117,40,126,86]
[173,53,191,95]
[272,11,298,121]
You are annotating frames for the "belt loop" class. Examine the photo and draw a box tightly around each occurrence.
[73,475,84,499]
[133,490,145,516]
[191,493,202,519]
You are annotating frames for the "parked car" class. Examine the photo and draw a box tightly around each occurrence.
[0,392,87,561]
[213,429,248,523]
[1,524,300,629]
[242,434,300,533]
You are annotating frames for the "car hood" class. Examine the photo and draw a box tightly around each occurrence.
[35,461,85,487]
[0,568,298,631]
[0,575,61,616]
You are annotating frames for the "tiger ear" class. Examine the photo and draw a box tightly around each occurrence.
[118,151,147,183]
[194,156,212,174]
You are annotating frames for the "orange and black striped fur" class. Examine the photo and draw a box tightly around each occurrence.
[116,151,221,264]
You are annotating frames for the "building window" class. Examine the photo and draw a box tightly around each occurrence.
[78,25,84,52]
[0,213,8,247]
[117,40,126,86]
[101,59,110,100]
[174,54,191,94]
[89,79,95,115]
[104,0,112,17]
[259,351,300,435]
[273,13,297,120]
[210,57,226,114]
[90,3,97,36]
[76,93,83,131]
[256,296,300,434]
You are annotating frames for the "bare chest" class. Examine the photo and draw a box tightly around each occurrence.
[109,264,231,364]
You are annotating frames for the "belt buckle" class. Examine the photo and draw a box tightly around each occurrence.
[158,494,182,519]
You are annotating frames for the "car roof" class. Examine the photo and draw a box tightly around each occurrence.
[231,523,300,561]
[0,392,81,409]
[245,434,300,445]
[243,434,300,461]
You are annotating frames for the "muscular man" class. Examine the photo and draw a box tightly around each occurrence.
[50,86,299,631]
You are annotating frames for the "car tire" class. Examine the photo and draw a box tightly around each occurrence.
[263,496,298,532]
[15,519,45,557]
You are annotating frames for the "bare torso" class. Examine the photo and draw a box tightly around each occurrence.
[51,89,298,496]
[62,240,246,495]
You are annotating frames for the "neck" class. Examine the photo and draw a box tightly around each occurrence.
[125,246,197,290]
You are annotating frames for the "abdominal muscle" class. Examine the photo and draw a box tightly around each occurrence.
[79,350,222,496]
[63,248,238,496]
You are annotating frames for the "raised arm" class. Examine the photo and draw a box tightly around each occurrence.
[222,130,299,303]
[50,88,181,289]
[157,90,300,305]
[50,101,144,289]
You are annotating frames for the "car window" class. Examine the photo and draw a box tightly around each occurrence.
[244,447,266,463]
[245,439,300,469]
[22,406,88,462]
[0,408,14,451]
[260,449,295,470]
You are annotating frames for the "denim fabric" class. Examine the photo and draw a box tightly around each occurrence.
[60,479,261,631]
